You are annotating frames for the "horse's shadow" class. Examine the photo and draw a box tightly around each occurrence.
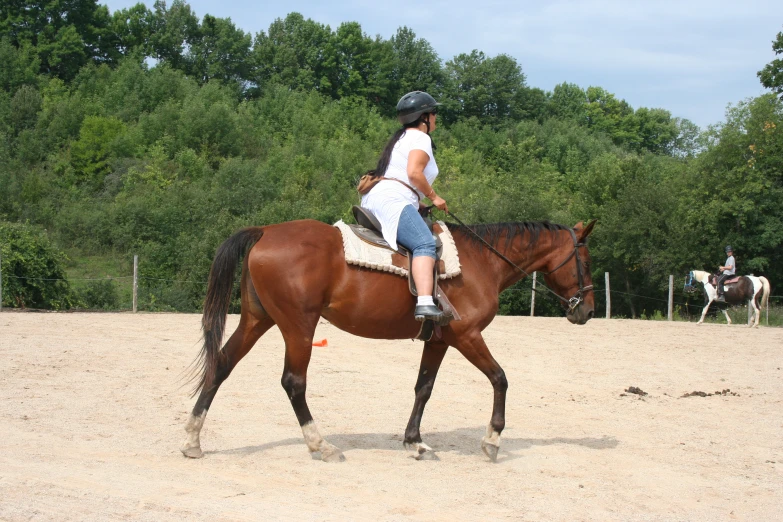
[208,427,618,461]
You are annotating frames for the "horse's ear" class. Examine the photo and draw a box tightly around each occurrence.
[575,219,597,241]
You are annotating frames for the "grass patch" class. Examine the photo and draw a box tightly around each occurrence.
[64,251,134,310]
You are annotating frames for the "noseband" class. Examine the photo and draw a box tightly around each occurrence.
[540,229,594,312]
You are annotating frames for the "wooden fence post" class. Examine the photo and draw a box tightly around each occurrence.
[668,275,674,321]
[133,255,138,313]
[530,272,537,317]
[605,272,611,319]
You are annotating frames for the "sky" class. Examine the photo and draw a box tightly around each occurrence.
[103,0,783,129]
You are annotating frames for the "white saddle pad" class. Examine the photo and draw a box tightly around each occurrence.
[334,220,462,279]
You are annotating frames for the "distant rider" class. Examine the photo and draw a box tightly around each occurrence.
[716,246,735,302]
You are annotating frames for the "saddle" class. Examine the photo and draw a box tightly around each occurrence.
[709,274,741,286]
[350,206,460,333]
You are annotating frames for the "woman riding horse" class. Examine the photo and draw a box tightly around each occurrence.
[361,91,448,322]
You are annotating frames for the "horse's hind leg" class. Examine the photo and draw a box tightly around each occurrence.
[182,313,275,458]
[404,340,448,460]
[749,298,761,327]
[278,314,345,462]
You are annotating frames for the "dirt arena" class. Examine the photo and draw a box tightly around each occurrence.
[1,312,781,521]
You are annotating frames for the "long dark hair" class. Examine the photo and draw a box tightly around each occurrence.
[370,114,436,177]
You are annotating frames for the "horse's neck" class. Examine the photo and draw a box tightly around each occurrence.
[693,270,711,284]
[456,228,564,291]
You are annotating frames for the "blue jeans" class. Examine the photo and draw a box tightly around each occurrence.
[396,205,436,259]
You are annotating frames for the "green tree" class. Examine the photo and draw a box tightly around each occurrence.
[684,94,783,281]
[10,85,43,134]
[389,27,443,98]
[585,86,640,149]
[0,38,41,91]
[635,107,678,155]
[758,27,783,98]
[671,117,702,157]
[251,13,337,96]
[332,22,387,101]
[110,3,155,57]
[443,50,528,125]
[518,86,548,123]
[186,14,252,86]
[70,115,127,190]
[147,0,199,71]
[0,221,78,309]
[0,0,114,80]
[546,82,586,122]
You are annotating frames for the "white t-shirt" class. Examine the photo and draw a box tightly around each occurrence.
[361,129,438,250]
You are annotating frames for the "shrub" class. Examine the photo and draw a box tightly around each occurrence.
[0,221,78,309]
[76,278,120,310]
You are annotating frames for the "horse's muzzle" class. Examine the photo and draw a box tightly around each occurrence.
[567,304,594,325]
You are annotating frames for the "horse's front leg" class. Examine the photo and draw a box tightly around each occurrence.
[404,340,448,460]
[697,301,712,324]
[453,332,508,462]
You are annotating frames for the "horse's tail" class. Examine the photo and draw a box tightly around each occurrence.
[190,227,265,397]
[759,276,771,314]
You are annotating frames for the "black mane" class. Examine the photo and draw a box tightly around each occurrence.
[444,220,570,252]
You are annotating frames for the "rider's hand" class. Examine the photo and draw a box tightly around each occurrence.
[431,194,448,213]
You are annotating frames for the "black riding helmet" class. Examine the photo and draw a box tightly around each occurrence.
[725,245,733,254]
[396,91,441,125]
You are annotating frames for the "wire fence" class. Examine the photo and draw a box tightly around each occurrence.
[1,260,781,326]
[603,288,783,323]
[499,272,783,326]
[1,273,214,313]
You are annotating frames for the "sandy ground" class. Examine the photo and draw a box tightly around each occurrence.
[0,312,781,521]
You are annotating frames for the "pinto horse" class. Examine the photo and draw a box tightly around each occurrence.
[181,218,596,462]
[684,270,770,327]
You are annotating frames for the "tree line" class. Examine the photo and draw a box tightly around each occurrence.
[0,1,781,318]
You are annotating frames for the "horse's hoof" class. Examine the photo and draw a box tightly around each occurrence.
[405,441,438,461]
[481,438,499,462]
[415,449,439,461]
[181,445,203,459]
[320,445,346,463]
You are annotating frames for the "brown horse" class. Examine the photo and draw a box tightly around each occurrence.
[181,218,596,462]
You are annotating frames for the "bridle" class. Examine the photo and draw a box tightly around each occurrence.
[540,228,594,312]
[683,271,699,293]
[444,211,593,313]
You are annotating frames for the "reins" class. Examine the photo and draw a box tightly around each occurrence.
[441,209,593,312]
